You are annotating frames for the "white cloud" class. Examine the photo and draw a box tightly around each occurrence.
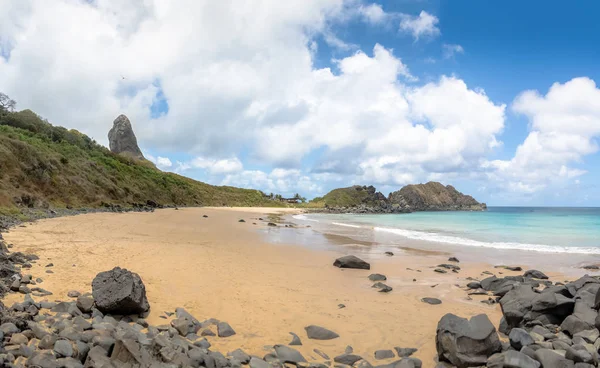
[178,156,244,175]
[222,168,322,196]
[358,4,387,24]
[442,43,464,59]
[399,11,440,41]
[156,156,172,169]
[483,77,600,193]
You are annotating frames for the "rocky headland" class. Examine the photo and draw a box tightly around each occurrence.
[314,182,486,214]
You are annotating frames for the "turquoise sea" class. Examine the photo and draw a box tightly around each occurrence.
[293,207,600,254]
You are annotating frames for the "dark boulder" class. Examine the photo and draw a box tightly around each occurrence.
[305,325,339,340]
[274,345,306,364]
[436,313,501,367]
[91,267,149,315]
[524,270,549,280]
[508,328,534,350]
[333,255,370,270]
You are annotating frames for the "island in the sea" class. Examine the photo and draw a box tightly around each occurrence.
[311,182,486,214]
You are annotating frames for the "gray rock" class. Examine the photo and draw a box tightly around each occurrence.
[524,270,549,280]
[108,114,145,159]
[305,325,340,340]
[201,328,216,337]
[509,328,535,350]
[67,290,81,298]
[217,321,236,337]
[91,267,149,315]
[487,351,540,368]
[467,282,481,289]
[289,332,302,345]
[0,322,19,335]
[250,357,270,368]
[565,346,594,364]
[228,349,250,364]
[27,351,60,368]
[333,255,370,270]
[534,349,574,368]
[76,295,94,314]
[373,282,393,293]
[314,349,330,360]
[562,315,593,336]
[421,298,442,305]
[436,313,502,367]
[274,344,307,364]
[394,348,417,358]
[54,340,74,358]
[573,329,599,343]
[374,350,395,360]
[333,354,363,366]
[369,274,387,281]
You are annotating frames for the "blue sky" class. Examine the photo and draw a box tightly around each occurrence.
[2,0,600,206]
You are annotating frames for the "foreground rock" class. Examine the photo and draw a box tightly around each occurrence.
[305,325,340,340]
[436,313,501,367]
[333,255,370,270]
[91,267,150,315]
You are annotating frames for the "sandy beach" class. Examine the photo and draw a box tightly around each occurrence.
[2,207,561,366]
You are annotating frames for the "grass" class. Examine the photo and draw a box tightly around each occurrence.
[0,109,285,212]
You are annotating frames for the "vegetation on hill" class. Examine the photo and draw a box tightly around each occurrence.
[309,185,386,209]
[0,93,283,212]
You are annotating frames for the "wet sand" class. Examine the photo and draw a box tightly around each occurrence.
[2,207,557,366]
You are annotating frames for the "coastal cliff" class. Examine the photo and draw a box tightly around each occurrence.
[313,182,486,213]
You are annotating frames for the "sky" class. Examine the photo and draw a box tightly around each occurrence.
[1,0,600,206]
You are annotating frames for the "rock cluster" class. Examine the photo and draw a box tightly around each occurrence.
[436,270,600,367]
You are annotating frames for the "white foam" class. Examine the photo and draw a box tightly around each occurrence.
[332,222,362,228]
[292,214,319,222]
[374,226,600,255]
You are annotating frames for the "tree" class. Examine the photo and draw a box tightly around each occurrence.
[0,92,16,113]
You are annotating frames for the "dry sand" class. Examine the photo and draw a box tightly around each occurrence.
[2,207,538,366]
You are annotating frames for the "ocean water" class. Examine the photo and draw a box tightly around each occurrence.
[293,207,600,254]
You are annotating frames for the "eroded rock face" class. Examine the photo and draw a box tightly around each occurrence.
[436,313,501,367]
[108,114,144,159]
[92,267,149,315]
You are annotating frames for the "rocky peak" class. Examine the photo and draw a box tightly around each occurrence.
[108,114,144,159]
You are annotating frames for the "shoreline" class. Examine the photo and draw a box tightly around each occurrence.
[0,207,585,365]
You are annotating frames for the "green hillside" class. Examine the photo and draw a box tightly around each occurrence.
[0,107,283,212]
[309,185,385,208]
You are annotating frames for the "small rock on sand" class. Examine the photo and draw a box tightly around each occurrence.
[421,297,442,305]
[217,322,236,337]
[448,257,459,263]
[372,282,392,293]
[384,251,394,256]
[333,255,370,270]
[374,350,395,360]
[368,273,387,281]
[305,325,339,340]
[289,332,302,345]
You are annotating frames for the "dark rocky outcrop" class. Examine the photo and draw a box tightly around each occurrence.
[333,255,370,270]
[316,182,485,214]
[108,114,145,160]
[91,267,149,315]
[436,313,502,367]
[391,182,486,212]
